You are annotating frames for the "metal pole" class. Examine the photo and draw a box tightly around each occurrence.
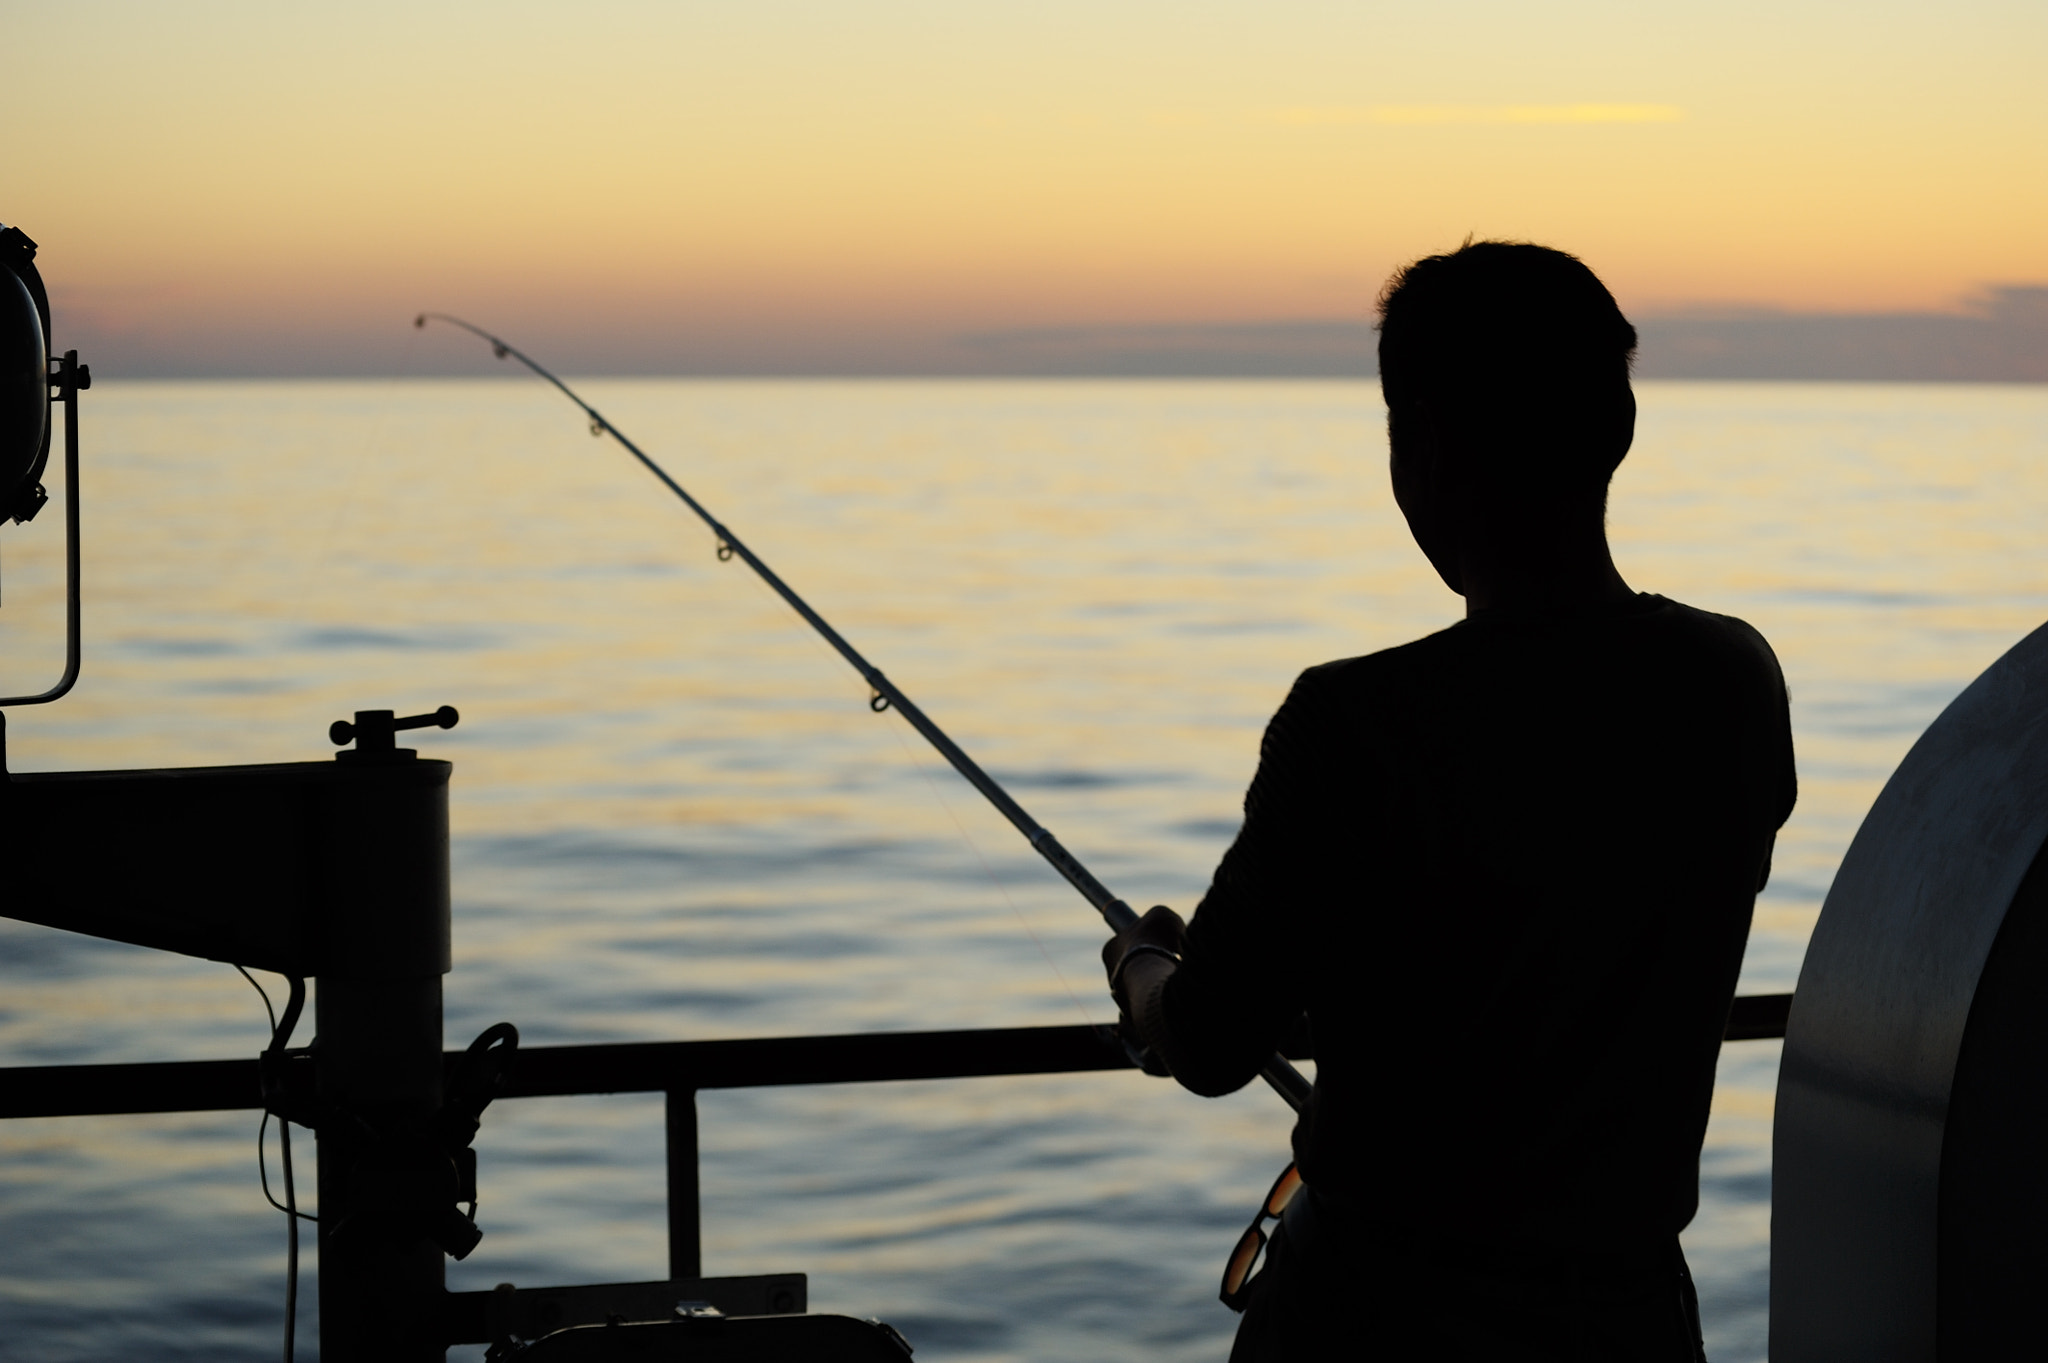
[313,760,455,1360]
[666,1090,701,1281]
[314,978,446,1359]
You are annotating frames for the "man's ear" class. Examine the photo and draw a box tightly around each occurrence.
[1414,400,1477,498]
[1390,400,1467,596]
[1386,400,1424,468]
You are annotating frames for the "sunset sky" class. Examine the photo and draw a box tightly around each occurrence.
[7,0,2046,374]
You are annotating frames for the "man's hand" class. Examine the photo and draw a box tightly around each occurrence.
[1101,904,1188,1009]
[1102,905,1188,1078]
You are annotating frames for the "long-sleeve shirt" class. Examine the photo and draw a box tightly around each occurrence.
[1160,593,1797,1248]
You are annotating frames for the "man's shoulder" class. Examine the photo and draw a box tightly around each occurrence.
[1294,620,1469,696]
[1627,595,1787,681]
[1293,595,1785,696]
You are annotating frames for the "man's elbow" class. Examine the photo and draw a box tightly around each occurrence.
[1174,1067,1257,1099]
[1158,1037,1266,1098]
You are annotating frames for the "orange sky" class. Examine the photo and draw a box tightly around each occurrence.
[7,1,2046,373]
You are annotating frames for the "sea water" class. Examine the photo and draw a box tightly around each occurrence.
[1,378,2045,1361]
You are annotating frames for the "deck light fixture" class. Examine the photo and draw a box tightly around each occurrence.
[0,222,88,712]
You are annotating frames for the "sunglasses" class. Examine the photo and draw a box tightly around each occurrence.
[1219,1160,1303,1311]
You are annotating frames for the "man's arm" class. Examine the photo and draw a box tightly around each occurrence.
[1101,667,1338,1095]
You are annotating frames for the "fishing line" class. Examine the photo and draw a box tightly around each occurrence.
[877,710,1099,1027]
[414,313,1311,1113]
[303,323,424,629]
[732,526,1100,1029]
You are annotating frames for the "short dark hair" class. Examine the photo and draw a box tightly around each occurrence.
[1377,240,1638,492]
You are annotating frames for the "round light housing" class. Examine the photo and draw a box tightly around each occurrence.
[0,260,46,513]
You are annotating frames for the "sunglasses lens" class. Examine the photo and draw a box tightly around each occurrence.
[1266,1164,1303,1217]
[1222,1226,1265,1297]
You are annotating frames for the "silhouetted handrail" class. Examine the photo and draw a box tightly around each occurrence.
[1723,990,1793,1041]
[0,997,1793,1120]
[415,312,1314,1113]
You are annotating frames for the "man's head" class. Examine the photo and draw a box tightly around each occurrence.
[1376,241,1638,599]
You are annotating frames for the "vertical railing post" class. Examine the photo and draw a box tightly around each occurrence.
[666,1088,701,1281]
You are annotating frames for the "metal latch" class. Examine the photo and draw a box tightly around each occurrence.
[329,705,459,762]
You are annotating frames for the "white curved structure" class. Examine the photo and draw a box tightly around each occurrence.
[1773,619,2048,1360]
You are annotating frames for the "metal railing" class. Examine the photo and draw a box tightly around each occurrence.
[0,992,1792,1303]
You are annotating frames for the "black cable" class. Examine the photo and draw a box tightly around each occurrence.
[254,1112,318,1222]
[238,969,317,1222]
[281,1115,300,1363]
[234,967,313,1363]
[271,975,305,1059]
[235,964,277,1033]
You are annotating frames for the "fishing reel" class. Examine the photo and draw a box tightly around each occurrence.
[0,221,88,723]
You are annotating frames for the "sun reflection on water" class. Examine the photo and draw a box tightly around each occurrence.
[2,378,2046,1360]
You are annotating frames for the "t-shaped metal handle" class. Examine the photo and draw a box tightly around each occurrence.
[330,705,459,760]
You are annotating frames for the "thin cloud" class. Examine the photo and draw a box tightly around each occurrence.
[1264,104,1685,126]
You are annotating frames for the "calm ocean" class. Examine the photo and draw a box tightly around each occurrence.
[3,378,2046,1361]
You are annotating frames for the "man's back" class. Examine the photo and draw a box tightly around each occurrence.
[1099,241,1797,1357]
[1163,593,1796,1246]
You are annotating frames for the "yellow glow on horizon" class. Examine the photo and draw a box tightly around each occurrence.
[1269,105,1687,126]
[3,0,2044,368]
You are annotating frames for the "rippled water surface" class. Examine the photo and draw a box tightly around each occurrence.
[3,379,2047,1360]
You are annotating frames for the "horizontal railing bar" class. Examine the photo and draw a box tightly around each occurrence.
[1724,990,1793,1041]
[0,1024,1143,1118]
[0,1057,260,1118]
[0,996,1793,1120]
[505,1022,1145,1099]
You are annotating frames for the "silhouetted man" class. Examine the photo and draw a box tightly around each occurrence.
[1104,241,1796,1361]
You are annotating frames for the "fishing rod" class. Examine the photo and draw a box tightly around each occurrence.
[416,312,1313,1114]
